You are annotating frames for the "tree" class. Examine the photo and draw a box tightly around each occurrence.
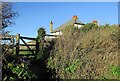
[37,28,46,41]
[1,3,19,80]
[36,27,46,60]
[1,2,18,29]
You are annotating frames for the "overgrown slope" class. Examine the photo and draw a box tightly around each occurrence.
[47,24,119,79]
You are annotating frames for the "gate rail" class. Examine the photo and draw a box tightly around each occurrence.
[16,34,39,56]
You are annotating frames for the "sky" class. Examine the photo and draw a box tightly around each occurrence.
[1,0,119,2]
[7,2,118,38]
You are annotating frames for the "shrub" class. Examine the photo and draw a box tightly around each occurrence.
[47,24,118,79]
[80,23,97,33]
[36,27,46,60]
[2,54,37,80]
[111,66,120,76]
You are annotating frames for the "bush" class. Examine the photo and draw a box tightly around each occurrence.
[47,25,118,79]
[111,66,120,76]
[2,54,37,81]
[80,23,97,33]
[36,27,46,60]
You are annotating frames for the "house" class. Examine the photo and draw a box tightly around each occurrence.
[50,15,85,36]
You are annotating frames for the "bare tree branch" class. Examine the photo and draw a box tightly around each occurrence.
[2,2,18,29]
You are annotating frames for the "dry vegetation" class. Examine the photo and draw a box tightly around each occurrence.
[47,24,119,79]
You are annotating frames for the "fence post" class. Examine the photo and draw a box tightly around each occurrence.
[11,36,14,46]
[36,39,39,55]
[16,34,20,56]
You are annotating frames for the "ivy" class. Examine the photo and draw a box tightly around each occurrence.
[36,27,46,60]
[65,59,80,73]
[6,62,37,80]
[36,27,46,43]
[111,65,120,76]
[47,56,55,70]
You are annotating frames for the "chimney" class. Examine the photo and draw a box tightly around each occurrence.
[73,15,78,23]
[50,21,53,33]
[92,20,98,26]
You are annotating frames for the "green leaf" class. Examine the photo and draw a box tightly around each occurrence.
[21,63,24,67]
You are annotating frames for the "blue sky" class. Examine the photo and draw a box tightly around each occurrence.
[7,2,118,37]
[1,0,119,2]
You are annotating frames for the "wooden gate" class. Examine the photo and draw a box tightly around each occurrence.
[1,34,56,57]
[1,34,15,46]
[16,34,39,56]
[1,34,15,54]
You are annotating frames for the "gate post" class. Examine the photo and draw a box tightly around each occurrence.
[36,39,39,54]
[11,36,15,46]
[16,34,20,56]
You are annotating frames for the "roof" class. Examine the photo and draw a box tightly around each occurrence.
[74,22,85,25]
[52,19,85,33]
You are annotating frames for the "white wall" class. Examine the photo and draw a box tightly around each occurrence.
[49,24,84,39]
[49,31,62,38]
[51,31,62,35]
[74,24,82,28]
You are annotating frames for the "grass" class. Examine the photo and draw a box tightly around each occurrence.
[13,47,36,55]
